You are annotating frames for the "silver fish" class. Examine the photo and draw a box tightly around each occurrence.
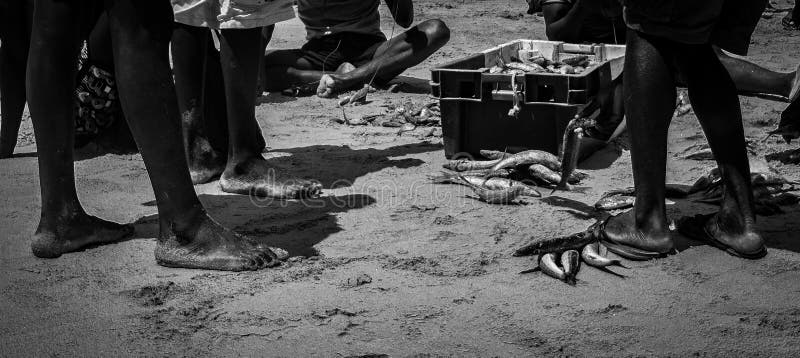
[431,173,541,198]
[514,230,596,257]
[594,195,635,211]
[528,164,561,184]
[554,128,583,192]
[443,159,501,172]
[459,176,527,204]
[539,253,566,281]
[488,150,561,173]
[560,249,580,285]
[581,242,628,269]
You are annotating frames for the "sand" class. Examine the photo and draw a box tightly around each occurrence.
[2,1,800,356]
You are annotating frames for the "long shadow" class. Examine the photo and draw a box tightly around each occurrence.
[134,193,376,257]
[668,196,800,254]
[266,142,443,188]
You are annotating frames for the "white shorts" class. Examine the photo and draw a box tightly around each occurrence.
[172,0,295,29]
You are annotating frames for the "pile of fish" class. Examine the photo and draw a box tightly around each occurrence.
[487,54,597,76]
[334,100,441,133]
[594,168,799,215]
[515,228,627,285]
[690,168,800,215]
[433,117,592,204]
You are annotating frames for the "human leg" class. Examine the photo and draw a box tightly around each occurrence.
[602,30,676,255]
[216,27,322,198]
[677,43,765,257]
[0,0,33,158]
[27,0,133,258]
[171,23,226,184]
[106,0,277,270]
[715,46,798,99]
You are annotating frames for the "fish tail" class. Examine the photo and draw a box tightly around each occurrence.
[611,260,630,269]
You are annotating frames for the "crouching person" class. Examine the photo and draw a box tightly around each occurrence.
[263,0,450,97]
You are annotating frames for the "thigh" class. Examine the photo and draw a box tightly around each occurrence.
[264,49,318,70]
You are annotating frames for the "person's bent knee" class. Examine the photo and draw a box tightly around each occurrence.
[418,19,450,48]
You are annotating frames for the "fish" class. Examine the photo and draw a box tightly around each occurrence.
[553,127,583,193]
[446,169,513,178]
[505,61,545,73]
[459,176,527,204]
[688,169,722,194]
[581,242,629,269]
[539,253,566,281]
[560,249,580,285]
[595,195,635,211]
[431,173,541,198]
[683,148,714,161]
[560,55,589,67]
[487,150,561,174]
[443,159,501,172]
[528,164,561,184]
[514,229,596,257]
[600,184,688,200]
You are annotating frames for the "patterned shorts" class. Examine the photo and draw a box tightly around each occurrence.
[74,44,121,147]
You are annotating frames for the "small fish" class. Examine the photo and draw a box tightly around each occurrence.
[581,242,629,269]
[560,55,589,67]
[488,150,561,174]
[683,148,714,161]
[595,195,635,211]
[505,61,545,73]
[600,184,687,200]
[443,159,501,172]
[459,176,527,204]
[539,253,566,281]
[431,173,541,197]
[553,127,583,193]
[514,230,596,257]
[560,249,580,285]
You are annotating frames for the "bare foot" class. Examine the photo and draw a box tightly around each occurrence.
[155,214,279,271]
[186,136,225,185]
[603,209,675,254]
[31,213,134,258]
[219,156,322,199]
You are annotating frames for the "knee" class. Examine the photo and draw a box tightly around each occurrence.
[418,19,450,48]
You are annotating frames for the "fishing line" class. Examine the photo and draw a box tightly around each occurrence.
[365,0,401,89]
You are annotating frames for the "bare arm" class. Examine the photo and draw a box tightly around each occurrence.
[384,0,413,28]
[542,0,593,42]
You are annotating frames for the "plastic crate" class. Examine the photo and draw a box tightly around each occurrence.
[430,39,625,159]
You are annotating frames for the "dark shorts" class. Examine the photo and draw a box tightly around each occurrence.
[623,0,767,55]
[710,0,768,56]
[296,32,387,71]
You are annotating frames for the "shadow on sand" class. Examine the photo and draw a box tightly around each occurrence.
[134,193,376,257]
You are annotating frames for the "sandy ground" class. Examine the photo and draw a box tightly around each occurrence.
[3,1,800,357]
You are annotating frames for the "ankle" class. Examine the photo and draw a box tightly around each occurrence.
[160,204,207,240]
